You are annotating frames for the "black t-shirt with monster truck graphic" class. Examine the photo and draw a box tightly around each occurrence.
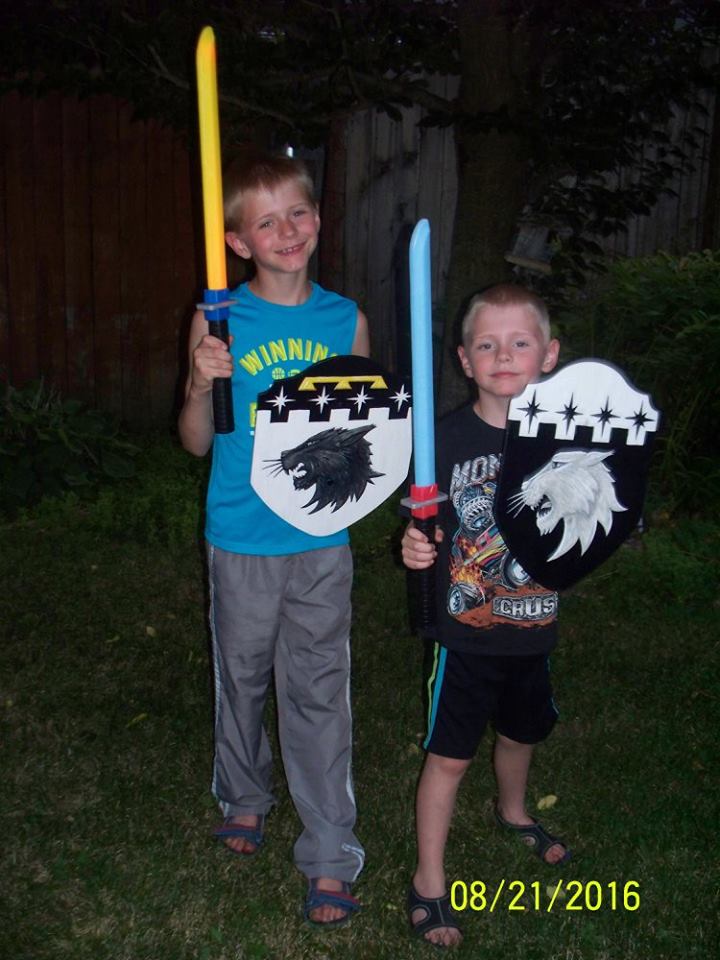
[433,404,558,655]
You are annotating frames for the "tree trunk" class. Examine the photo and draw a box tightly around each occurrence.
[438,0,536,413]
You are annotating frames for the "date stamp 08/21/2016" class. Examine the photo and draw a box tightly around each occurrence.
[450,880,641,914]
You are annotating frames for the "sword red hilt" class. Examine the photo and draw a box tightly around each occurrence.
[402,483,447,637]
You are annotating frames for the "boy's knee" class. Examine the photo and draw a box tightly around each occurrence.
[495,732,535,753]
[426,752,472,778]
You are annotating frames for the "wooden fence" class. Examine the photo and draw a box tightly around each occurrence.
[0,92,203,427]
[0,80,716,427]
[601,83,718,258]
[335,75,459,374]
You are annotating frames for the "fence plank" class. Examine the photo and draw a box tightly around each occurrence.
[365,109,395,368]
[90,95,123,415]
[417,76,458,302]
[146,119,177,425]
[344,110,372,311]
[118,101,150,426]
[4,94,39,385]
[702,87,720,249]
[33,93,67,392]
[0,96,10,374]
[171,134,199,420]
[318,116,347,298]
[62,97,95,405]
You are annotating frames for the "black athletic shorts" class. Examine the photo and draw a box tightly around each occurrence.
[423,645,558,759]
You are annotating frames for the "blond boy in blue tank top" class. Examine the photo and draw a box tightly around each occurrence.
[179,151,369,927]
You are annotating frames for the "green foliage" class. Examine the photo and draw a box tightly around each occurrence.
[0,379,140,516]
[616,518,719,609]
[556,250,720,513]
[12,431,210,548]
[0,1,457,143]
[525,0,716,287]
[86,435,210,548]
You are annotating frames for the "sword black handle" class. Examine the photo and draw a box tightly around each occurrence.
[208,316,235,435]
[414,515,436,636]
[203,288,235,435]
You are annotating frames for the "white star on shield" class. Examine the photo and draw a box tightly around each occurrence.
[391,384,411,411]
[269,386,294,413]
[311,386,334,412]
[352,386,370,411]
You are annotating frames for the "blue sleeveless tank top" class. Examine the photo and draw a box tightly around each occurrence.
[205,282,358,555]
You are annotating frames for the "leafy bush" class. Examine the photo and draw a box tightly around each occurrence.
[610,518,719,610]
[0,379,140,516]
[556,251,720,513]
[9,433,210,548]
[86,436,209,547]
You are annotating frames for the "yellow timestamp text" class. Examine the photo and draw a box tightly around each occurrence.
[450,879,640,913]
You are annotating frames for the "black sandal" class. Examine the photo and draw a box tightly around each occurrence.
[494,807,571,865]
[407,884,462,948]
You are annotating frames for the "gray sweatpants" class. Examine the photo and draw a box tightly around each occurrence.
[207,543,364,882]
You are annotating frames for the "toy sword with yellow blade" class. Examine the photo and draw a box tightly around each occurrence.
[195,26,234,433]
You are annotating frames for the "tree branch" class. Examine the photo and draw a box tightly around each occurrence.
[146,44,298,128]
[352,71,457,115]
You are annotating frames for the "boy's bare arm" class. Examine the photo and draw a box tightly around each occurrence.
[351,309,370,358]
[178,310,234,457]
[401,521,444,570]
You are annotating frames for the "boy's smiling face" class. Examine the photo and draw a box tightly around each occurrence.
[225,179,320,277]
[458,303,559,404]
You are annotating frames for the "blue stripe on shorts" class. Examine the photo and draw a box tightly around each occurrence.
[423,643,448,750]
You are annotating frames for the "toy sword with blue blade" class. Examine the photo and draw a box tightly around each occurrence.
[402,219,446,632]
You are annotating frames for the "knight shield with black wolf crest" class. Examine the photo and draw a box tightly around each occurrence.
[251,355,412,537]
[495,360,660,591]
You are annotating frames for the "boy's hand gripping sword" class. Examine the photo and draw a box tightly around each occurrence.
[402,220,446,632]
[195,26,234,434]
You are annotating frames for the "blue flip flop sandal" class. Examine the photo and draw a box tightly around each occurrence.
[213,815,264,856]
[304,878,361,928]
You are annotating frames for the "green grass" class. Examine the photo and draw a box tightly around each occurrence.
[1,457,718,959]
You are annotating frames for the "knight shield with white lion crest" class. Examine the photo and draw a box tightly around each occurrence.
[495,360,660,590]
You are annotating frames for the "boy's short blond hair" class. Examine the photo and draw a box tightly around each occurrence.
[461,284,551,345]
[223,150,316,232]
